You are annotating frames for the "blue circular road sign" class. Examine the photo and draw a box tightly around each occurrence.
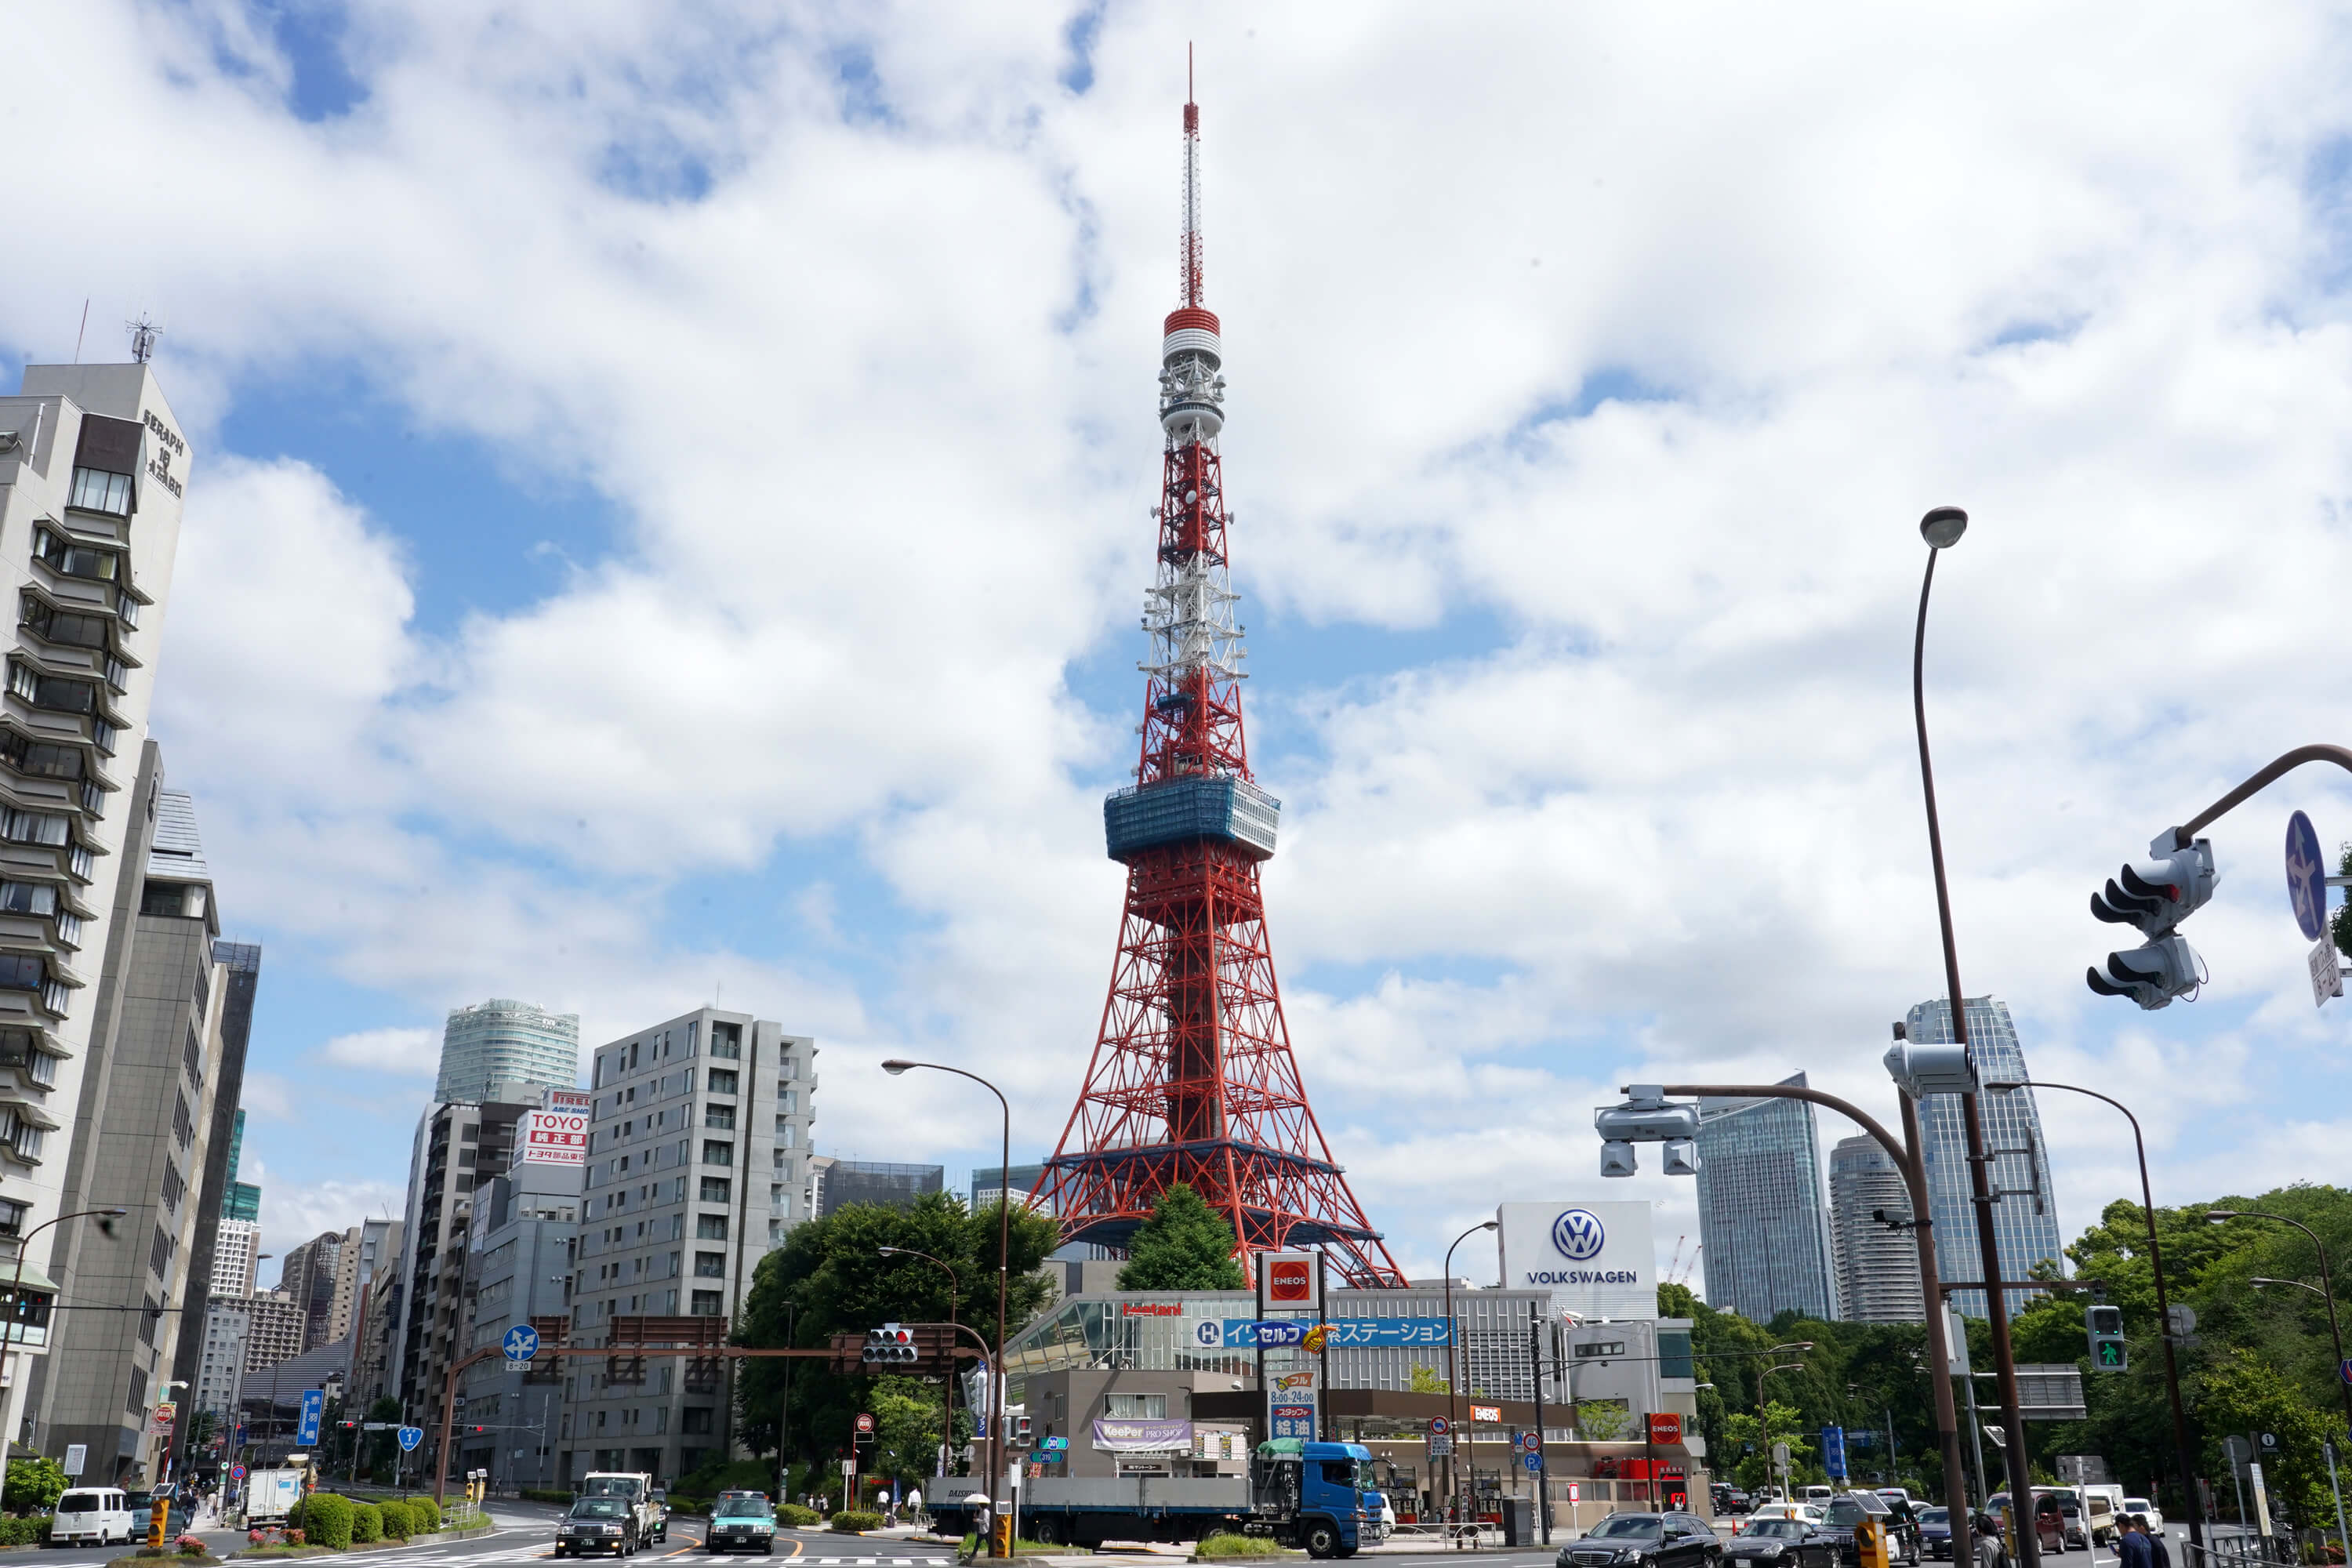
[504,1323,540,1363]
[397,1426,424,1453]
[2288,811,2328,941]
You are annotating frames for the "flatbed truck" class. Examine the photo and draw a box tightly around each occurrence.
[961,1441,1384,1559]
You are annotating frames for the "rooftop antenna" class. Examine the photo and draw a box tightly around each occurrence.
[1181,44,1202,309]
[127,314,158,364]
[73,300,89,365]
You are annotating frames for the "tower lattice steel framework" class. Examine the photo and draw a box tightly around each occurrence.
[1033,87,1405,1289]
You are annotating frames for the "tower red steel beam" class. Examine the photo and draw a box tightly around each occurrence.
[1032,82,1404,1290]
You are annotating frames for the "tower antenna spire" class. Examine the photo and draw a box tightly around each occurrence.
[1181,49,1203,309]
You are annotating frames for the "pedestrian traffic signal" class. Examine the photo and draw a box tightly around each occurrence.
[1593,1088,1701,1179]
[2085,933,2204,1011]
[2087,837,2216,1010]
[2086,1305,2127,1371]
[864,1323,918,1366]
[1014,1416,1033,1446]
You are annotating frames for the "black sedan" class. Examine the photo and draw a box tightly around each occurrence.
[1918,1508,1953,1560]
[556,1497,641,1557]
[1724,1518,1838,1568]
[1559,1512,1724,1568]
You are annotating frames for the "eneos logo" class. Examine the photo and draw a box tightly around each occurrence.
[1552,1209,1606,1261]
[1267,1257,1313,1303]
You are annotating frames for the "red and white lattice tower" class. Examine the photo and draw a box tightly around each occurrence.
[1031,86,1405,1289]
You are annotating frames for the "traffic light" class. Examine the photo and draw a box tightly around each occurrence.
[863,1324,917,1366]
[466,1425,488,1435]
[2086,1305,2126,1371]
[336,1421,358,1431]
[2087,837,2215,1010]
[1593,1088,1700,1178]
[1014,1416,1033,1447]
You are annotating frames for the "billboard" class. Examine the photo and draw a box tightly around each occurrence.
[545,1087,591,1112]
[1497,1200,1656,1321]
[1264,1252,1316,1305]
[519,1108,588,1165]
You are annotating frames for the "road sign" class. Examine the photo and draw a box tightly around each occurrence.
[2289,811,2328,940]
[1428,1435,1454,1457]
[396,1426,423,1453]
[2259,1431,2281,1452]
[2311,935,2345,1008]
[2169,1305,2197,1335]
[1773,1442,1790,1468]
[230,1465,247,1482]
[1428,1415,1451,1436]
[504,1323,540,1364]
[855,1413,875,1434]
[1523,1452,1542,1473]
[61,1445,85,1477]
[1823,1425,1847,1480]
[296,1390,324,1448]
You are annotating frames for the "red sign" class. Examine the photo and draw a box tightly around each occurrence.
[1471,1403,1502,1425]
[520,1109,589,1165]
[1266,1254,1313,1304]
[855,1414,874,1434]
[1647,1413,1682,1446]
[1120,1302,1184,1316]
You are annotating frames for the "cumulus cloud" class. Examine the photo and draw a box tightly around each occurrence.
[8,2,2352,1280]
[318,1028,440,1077]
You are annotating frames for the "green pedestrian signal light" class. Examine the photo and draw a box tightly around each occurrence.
[2087,1305,2127,1372]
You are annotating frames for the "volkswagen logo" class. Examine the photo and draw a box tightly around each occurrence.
[1552,1208,1606,1261]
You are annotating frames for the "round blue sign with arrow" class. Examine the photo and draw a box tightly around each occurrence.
[396,1426,423,1453]
[2338,1356,2352,1388]
[503,1323,540,1364]
[2288,811,2328,942]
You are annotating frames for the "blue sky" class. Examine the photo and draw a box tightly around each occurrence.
[14,0,2352,1290]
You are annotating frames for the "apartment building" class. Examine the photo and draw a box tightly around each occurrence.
[437,999,580,1107]
[39,777,244,1484]
[455,1166,580,1490]
[278,1230,344,1353]
[210,1219,261,1297]
[392,1097,534,1431]
[325,1218,397,1350]
[0,360,194,1457]
[557,1010,812,1485]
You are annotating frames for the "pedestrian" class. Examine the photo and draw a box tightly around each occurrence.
[2117,1514,2154,1568]
[2132,1515,2170,1568]
[1975,1512,2009,1568]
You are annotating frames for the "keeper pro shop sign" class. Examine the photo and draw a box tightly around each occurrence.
[520,1109,588,1165]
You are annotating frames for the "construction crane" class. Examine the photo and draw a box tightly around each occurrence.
[1662,1236,1703,1287]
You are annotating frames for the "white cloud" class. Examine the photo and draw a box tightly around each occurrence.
[8,2,2352,1276]
[318,1028,440,1077]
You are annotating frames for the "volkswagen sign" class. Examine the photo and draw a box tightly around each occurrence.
[1552,1209,1606,1261]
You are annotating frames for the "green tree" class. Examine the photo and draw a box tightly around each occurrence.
[1719,1404,1812,1491]
[733,1190,1061,1472]
[4,1455,64,1514]
[2197,1348,2334,1523]
[1116,1185,1246,1290]
[1577,1401,1633,1443]
[1407,1364,1450,1396]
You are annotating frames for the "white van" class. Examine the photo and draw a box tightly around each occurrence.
[53,1487,135,1547]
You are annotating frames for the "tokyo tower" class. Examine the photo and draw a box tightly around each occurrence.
[1033,83,1405,1289]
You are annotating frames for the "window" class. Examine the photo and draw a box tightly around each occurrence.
[1,810,70,848]
[694,1252,726,1279]
[0,883,58,920]
[125,1368,145,1415]
[1105,1395,1167,1419]
[68,468,132,516]
[0,731,85,782]
[681,1406,715,1433]
[702,1140,734,1167]
[31,528,116,581]
[779,1055,796,1080]
[703,1104,734,1131]
[696,1213,728,1240]
[8,663,97,717]
[19,598,111,652]
[706,1069,738,1096]
[159,1160,183,1214]
[0,954,44,993]
[183,1025,204,1087]
[149,1224,174,1276]
[778,1090,797,1113]
[1574,1341,1627,1359]
[172,1092,192,1149]
[698,1178,731,1205]
[710,1023,742,1060]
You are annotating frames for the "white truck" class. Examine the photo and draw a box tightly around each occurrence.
[580,1472,666,1544]
[244,1468,307,1526]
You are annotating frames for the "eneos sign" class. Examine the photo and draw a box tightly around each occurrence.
[1265,1252,1315,1304]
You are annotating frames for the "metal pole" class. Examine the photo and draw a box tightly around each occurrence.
[1898,1094,1970,1523]
[1964,1373,1987,1511]
[2326,1442,2348,1568]
[1443,1221,1493,1541]
[1530,1311,1550,1546]
[1913,536,2039,1568]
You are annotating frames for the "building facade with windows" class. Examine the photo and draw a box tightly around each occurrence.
[1693,1072,1840,1325]
[223,1107,259,1221]
[771,1041,815,1246]
[436,998,581,1107]
[454,1167,579,1491]
[0,361,194,1457]
[1904,996,2064,1317]
[211,1219,262,1297]
[391,1097,534,1431]
[811,1157,940,1219]
[278,1230,345,1354]
[38,776,243,1484]
[325,1218,397,1351]
[1828,1134,1925,1323]
[558,1009,809,1485]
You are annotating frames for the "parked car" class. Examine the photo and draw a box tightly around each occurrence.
[53,1488,136,1548]
[1987,1494,2067,1555]
[1918,1507,1953,1560]
[1724,1516,1838,1568]
[2122,1500,2165,1536]
[1558,1512,1724,1568]
[557,1497,642,1557]
[1712,1487,1753,1517]
[705,1496,775,1556]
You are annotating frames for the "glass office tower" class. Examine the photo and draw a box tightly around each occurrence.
[1695,1072,1840,1324]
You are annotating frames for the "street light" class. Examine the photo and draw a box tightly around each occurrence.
[1907,503,2039,1568]
[0,1206,127,1485]
[1758,1357,1810,1501]
[2251,1277,2330,1298]
[880,1247,961,1486]
[1442,1221,1498,1530]
[2209,1208,2352,1552]
[1985,1079,2201,1554]
[882,1059,1011,1555]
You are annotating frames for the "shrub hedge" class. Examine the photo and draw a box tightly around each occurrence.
[350,1504,382,1544]
[773,1505,820,1529]
[408,1496,441,1532]
[376,1501,414,1540]
[0,1514,53,1544]
[300,1495,354,1552]
[829,1512,883,1534]
[282,1499,304,1533]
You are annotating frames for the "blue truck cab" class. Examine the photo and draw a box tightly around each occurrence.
[1248,1439,1381,1559]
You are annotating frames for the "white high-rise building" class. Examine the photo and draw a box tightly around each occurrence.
[1828,1134,1926,1323]
[436,998,580,1105]
[0,360,193,1450]
[211,1218,262,1297]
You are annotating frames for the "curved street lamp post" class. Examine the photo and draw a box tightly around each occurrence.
[1911,506,2040,1568]
[1441,1221,1497,1533]
[0,1206,128,1486]
[882,1062,1009,1555]
[880,1246,962,1490]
